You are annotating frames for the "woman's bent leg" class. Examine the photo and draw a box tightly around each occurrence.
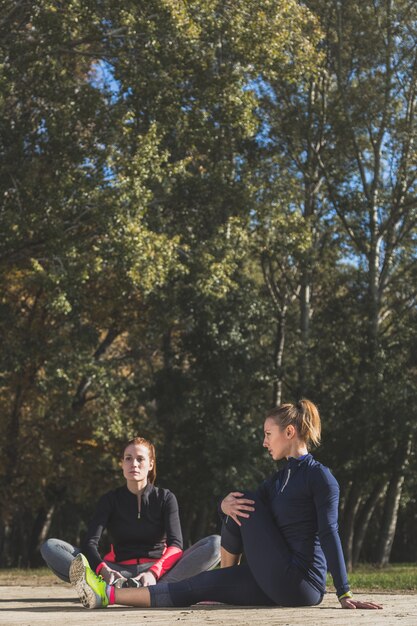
[114,586,151,607]
[150,564,275,607]
[40,538,80,583]
[220,546,241,567]
[160,535,221,583]
[221,492,322,607]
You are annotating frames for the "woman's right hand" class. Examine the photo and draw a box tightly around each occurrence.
[221,492,255,526]
[340,597,383,610]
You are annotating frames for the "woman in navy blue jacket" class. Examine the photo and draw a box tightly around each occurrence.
[69,400,382,610]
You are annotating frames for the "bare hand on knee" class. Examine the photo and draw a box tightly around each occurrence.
[221,492,255,526]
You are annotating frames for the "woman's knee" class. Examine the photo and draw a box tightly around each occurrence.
[221,520,243,554]
[40,538,58,560]
[187,534,221,557]
[39,538,76,583]
[205,534,221,554]
[204,534,221,564]
[40,538,79,570]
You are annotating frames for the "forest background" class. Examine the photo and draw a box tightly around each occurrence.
[1,0,416,572]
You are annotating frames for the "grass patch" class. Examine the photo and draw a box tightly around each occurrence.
[327,563,417,592]
[0,567,63,586]
[1,563,417,591]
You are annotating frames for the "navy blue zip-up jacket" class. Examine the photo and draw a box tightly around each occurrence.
[256,453,349,597]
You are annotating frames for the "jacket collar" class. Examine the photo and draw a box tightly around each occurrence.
[142,482,154,504]
[286,453,313,468]
[124,481,154,503]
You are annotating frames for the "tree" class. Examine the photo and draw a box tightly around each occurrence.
[307,0,417,567]
[0,0,183,564]
[0,0,324,563]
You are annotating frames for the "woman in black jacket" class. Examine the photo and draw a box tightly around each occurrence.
[41,436,220,587]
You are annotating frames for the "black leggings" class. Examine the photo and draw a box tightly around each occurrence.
[150,492,323,607]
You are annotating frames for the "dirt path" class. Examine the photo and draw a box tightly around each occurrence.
[0,585,416,626]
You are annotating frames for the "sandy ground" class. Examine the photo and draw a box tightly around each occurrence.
[0,584,416,626]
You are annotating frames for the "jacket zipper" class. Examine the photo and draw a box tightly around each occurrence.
[281,468,291,492]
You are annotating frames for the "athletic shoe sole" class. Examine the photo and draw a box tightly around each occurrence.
[69,554,100,609]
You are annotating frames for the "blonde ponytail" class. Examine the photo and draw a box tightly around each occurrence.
[266,399,321,449]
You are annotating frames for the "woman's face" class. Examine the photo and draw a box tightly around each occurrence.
[122,443,153,484]
[263,417,292,461]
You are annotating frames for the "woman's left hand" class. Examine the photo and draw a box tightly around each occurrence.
[340,597,383,609]
[136,571,157,587]
[99,564,125,585]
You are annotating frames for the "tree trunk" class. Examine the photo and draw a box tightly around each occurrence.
[340,479,363,571]
[299,176,313,396]
[180,502,195,548]
[376,473,405,566]
[272,310,286,406]
[0,521,11,567]
[338,480,351,521]
[4,384,24,486]
[376,436,412,566]
[192,503,209,545]
[299,277,310,396]
[367,223,382,362]
[352,482,387,566]
[28,504,56,567]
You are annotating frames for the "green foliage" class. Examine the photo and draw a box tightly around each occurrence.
[0,0,416,569]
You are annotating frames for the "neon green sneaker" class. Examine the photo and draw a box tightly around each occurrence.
[69,553,109,609]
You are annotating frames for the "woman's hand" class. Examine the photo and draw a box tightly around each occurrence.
[221,492,255,526]
[136,570,157,587]
[340,597,383,610]
[99,564,125,585]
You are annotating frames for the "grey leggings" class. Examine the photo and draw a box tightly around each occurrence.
[40,535,220,584]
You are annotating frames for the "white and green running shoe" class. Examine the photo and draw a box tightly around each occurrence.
[69,553,109,609]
